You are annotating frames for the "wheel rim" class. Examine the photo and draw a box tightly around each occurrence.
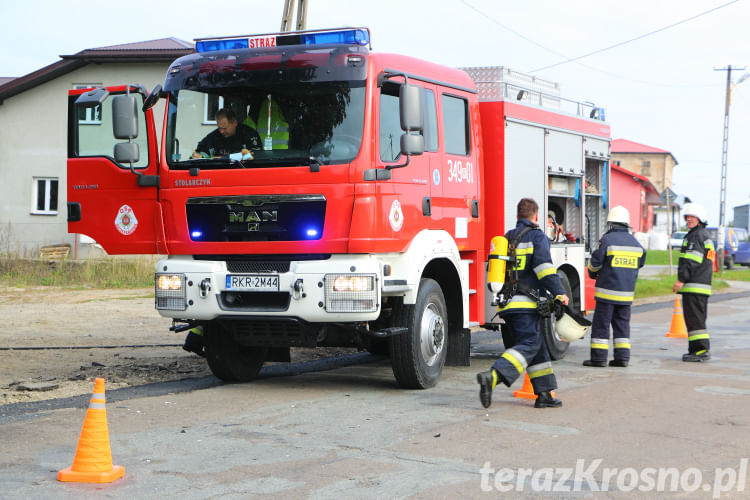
[419,302,445,366]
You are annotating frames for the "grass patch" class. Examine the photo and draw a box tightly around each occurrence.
[0,257,157,289]
[713,269,750,281]
[644,249,681,265]
[635,274,729,299]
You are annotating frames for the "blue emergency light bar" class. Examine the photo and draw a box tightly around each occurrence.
[195,28,370,53]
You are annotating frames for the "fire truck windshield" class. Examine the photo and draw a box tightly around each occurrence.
[164,47,368,169]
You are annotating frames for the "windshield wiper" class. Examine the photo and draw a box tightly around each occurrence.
[173,157,246,174]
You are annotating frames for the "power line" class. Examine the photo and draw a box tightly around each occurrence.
[460,0,735,88]
[529,0,741,73]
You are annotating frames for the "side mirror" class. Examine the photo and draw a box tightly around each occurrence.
[400,84,424,132]
[143,84,162,111]
[113,94,139,139]
[114,142,139,164]
[400,134,424,156]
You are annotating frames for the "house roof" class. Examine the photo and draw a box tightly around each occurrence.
[0,38,194,103]
[611,138,678,164]
[0,77,15,86]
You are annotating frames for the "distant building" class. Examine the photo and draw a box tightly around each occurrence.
[734,204,750,231]
[610,138,678,193]
[0,39,193,257]
[610,164,661,234]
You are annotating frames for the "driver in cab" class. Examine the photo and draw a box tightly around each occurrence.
[192,107,261,159]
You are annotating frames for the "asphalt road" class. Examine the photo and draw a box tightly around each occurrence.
[2,293,750,499]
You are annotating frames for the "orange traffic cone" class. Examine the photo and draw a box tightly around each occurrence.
[513,373,555,400]
[666,296,688,338]
[58,378,125,483]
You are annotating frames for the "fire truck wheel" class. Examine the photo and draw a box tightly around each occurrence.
[203,322,268,382]
[543,271,572,360]
[389,278,447,389]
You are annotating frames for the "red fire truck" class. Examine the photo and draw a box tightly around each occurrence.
[67,28,610,389]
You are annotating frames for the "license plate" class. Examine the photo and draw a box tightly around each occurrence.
[226,275,279,291]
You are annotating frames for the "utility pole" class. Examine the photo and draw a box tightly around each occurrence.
[280,0,308,32]
[715,65,747,271]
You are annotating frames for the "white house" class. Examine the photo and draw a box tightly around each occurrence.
[0,39,194,258]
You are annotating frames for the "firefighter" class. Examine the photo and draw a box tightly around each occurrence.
[477,198,569,409]
[583,206,646,368]
[673,202,714,362]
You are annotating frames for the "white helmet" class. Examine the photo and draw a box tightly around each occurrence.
[607,205,630,226]
[682,202,707,224]
[555,307,592,342]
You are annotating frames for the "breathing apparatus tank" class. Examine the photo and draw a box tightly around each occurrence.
[487,235,509,293]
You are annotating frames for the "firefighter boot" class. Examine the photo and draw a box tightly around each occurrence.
[534,391,562,408]
[582,360,606,367]
[682,351,711,362]
[182,330,205,357]
[609,360,629,367]
[476,370,498,409]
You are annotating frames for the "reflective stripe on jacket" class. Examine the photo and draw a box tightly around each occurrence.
[678,226,714,296]
[587,225,646,304]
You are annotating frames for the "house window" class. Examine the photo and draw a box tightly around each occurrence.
[204,94,225,123]
[640,159,651,176]
[612,160,621,166]
[73,84,103,124]
[32,177,58,215]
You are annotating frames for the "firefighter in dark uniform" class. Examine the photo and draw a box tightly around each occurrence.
[477,198,569,409]
[583,206,646,368]
[673,202,714,362]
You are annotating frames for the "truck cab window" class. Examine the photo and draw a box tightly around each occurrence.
[73,92,149,169]
[442,94,470,155]
[379,82,402,162]
[423,89,438,152]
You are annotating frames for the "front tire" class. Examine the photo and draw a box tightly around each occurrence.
[389,278,448,389]
[204,322,268,382]
[543,271,572,360]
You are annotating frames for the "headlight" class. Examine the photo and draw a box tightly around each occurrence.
[155,273,186,310]
[325,273,377,313]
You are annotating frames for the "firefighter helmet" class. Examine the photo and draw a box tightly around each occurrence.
[682,202,708,224]
[555,306,592,342]
[607,205,630,226]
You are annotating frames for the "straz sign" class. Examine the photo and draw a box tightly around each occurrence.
[229,210,278,231]
[248,36,277,48]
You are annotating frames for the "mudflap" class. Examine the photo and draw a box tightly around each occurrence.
[446,328,471,366]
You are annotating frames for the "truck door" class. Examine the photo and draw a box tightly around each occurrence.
[67,86,162,254]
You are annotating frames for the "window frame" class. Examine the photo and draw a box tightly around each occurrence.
[31,177,59,216]
[203,94,225,124]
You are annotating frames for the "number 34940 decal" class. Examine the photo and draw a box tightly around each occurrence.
[447,160,474,183]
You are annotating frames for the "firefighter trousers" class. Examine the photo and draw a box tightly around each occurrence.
[493,312,557,394]
[682,293,710,354]
[590,301,631,362]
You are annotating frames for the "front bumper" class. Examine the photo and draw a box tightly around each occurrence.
[154,255,382,322]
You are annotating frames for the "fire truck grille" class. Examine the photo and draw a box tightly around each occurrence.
[225,261,291,273]
[185,194,326,242]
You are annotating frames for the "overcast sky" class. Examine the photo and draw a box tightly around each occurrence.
[2,0,749,226]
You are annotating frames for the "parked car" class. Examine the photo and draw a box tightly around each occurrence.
[706,226,750,269]
[669,231,687,249]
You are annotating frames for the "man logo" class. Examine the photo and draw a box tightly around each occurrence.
[229,210,278,231]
